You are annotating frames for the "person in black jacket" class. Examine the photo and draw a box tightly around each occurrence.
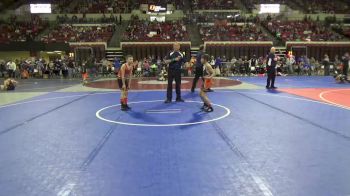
[266,47,278,89]
[191,45,205,92]
[164,42,187,103]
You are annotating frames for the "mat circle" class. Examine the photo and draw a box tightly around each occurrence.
[95,100,231,127]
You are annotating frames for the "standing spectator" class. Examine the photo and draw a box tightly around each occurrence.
[7,60,16,78]
[323,54,330,76]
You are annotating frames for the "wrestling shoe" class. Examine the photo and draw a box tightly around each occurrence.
[204,106,214,113]
[176,98,185,102]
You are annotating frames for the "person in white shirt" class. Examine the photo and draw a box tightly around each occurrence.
[286,55,295,74]
[7,60,16,78]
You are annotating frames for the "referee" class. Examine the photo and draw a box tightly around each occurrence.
[266,47,278,89]
[191,45,205,92]
[164,42,186,103]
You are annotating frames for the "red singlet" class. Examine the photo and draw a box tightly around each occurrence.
[118,63,132,78]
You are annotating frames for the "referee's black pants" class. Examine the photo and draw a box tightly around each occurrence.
[266,68,276,88]
[191,68,204,91]
[167,69,182,100]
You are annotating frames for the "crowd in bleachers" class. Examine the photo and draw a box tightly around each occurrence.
[191,0,238,10]
[1,50,349,81]
[51,0,72,13]
[123,16,189,41]
[294,0,349,14]
[71,0,131,14]
[263,18,344,42]
[56,14,122,24]
[199,23,269,41]
[0,16,48,43]
[242,0,287,12]
[41,24,115,43]
[332,25,350,38]
[137,0,185,9]
[53,0,185,14]
[186,12,257,24]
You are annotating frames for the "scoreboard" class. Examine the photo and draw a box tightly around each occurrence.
[148,5,167,13]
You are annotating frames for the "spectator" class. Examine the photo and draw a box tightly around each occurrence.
[0,60,6,78]
[7,60,16,78]
[244,56,250,75]
[341,52,349,80]
[323,54,330,76]
[286,54,296,74]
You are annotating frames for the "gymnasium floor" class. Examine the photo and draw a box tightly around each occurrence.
[0,76,349,196]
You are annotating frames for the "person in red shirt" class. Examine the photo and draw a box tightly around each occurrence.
[118,55,134,111]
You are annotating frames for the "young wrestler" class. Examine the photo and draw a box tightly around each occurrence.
[118,55,133,111]
[1,78,18,91]
[200,54,215,112]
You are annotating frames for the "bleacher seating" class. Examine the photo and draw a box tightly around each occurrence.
[0,16,48,43]
[242,0,287,12]
[294,0,349,14]
[71,0,130,13]
[51,0,72,13]
[199,23,269,41]
[187,12,255,24]
[137,0,185,9]
[41,24,115,43]
[263,19,344,42]
[333,25,350,38]
[191,0,238,10]
[123,18,189,42]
